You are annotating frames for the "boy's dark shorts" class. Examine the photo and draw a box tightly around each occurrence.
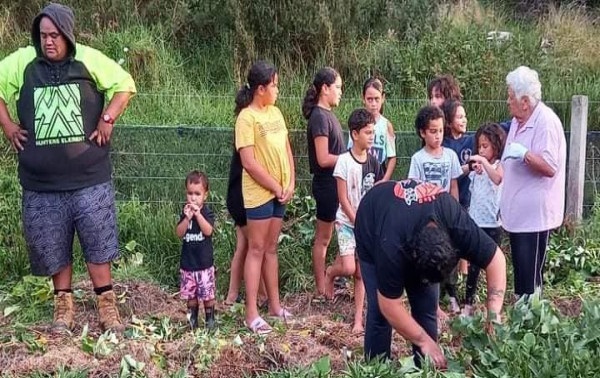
[312,175,339,222]
[22,181,119,276]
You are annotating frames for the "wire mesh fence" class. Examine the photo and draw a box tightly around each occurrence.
[109,124,600,217]
[2,95,599,216]
[110,126,422,208]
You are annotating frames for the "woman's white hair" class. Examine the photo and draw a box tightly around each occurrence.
[506,66,542,107]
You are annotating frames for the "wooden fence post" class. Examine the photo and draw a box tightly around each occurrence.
[566,95,588,225]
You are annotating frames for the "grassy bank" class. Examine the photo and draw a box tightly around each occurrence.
[1,1,599,130]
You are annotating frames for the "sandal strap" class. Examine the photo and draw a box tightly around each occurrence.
[278,308,293,318]
[247,317,272,334]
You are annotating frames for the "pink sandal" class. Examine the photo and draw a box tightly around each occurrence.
[270,308,293,321]
[246,317,272,335]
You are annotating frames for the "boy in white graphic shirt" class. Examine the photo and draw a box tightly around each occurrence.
[325,108,384,333]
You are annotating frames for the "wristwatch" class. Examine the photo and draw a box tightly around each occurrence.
[102,113,115,125]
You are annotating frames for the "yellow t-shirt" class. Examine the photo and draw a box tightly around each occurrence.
[235,106,291,208]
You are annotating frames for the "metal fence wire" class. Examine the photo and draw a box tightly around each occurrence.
[110,125,600,216]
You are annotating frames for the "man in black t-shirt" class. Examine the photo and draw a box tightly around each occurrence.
[0,3,136,333]
[354,179,506,369]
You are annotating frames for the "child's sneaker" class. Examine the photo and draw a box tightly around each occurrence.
[449,297,460,314]
[97,290,124,332]
[461,304,474,317]
[51,291,74,332]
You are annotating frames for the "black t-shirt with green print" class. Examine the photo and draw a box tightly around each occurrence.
[0,45,135,191]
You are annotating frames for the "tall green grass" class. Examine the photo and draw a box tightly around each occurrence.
[1,1,599,129]
[0,151,28,283]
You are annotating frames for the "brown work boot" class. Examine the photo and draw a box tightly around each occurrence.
[97,290,124,332]
[51,291,74,332]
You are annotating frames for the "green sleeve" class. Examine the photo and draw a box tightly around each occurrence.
[75,44,137,101]
[0,46,36,103]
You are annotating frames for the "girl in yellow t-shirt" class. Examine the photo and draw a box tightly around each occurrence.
[234,60,295,334]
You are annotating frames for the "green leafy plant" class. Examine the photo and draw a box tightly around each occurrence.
[256,356,331,378]
[453,292,600,377]
[125,315,183,342]
[190,331,225,373]
[546,228,600,285]
[26,367,89,378]
[9,323,48,353]
[1,275,53,323]
[119,354,146,378]
[80,325,120,357]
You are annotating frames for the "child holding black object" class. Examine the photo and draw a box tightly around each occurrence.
[175,170,216,330]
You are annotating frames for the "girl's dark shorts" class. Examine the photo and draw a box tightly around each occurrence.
[312,174,338,223]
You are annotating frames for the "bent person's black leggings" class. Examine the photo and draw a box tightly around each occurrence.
[464,227,503,305]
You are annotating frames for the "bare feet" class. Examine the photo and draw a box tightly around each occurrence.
[324,267,335,300]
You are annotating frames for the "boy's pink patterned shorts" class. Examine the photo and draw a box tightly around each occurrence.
[179,266,216,301]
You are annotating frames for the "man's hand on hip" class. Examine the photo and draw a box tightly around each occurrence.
[90,120,114,146]
[2,121,28,151]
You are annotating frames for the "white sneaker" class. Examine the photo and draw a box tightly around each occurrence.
[449,297,460,314]
[461,304,474,317]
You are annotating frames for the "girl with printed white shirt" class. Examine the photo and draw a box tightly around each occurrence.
[463,123,506,316]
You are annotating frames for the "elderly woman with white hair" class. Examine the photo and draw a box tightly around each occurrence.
[501,66,566,298]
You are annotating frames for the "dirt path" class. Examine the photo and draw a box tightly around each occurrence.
[0,280,414,377]
[0,279,585,377]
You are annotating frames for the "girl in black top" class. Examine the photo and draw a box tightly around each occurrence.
[302,67,345,296]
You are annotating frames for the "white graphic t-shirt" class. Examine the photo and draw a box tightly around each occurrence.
[333,151,383,227]
[408,147,462,192]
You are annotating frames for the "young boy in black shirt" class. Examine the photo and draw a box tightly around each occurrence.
[176,171,216,330]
